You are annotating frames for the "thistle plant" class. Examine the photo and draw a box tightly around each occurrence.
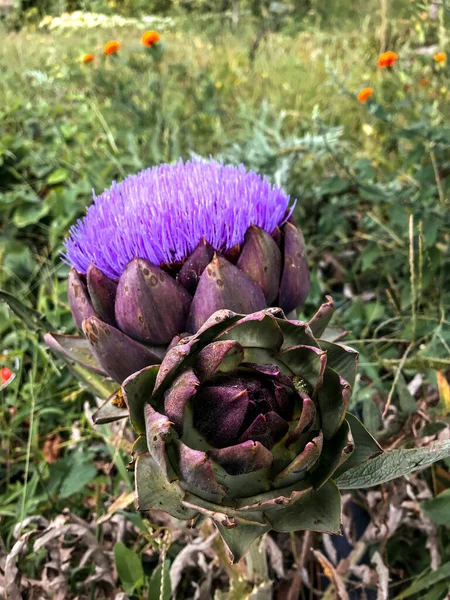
[45,159,309,384]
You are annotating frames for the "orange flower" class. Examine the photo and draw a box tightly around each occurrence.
[420,78,430,86]
[378,51,398,68]
[104,40,121,56]
[82,53,95,63]
[434,52,446,64]
[141,30,161,48]
[357,87,373,103]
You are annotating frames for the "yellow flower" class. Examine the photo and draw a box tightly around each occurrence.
[434,52,446,64]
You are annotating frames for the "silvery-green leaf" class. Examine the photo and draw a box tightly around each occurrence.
[336,440,450,489]
[215,517,271,563]
[135,452,197,520]
[333,413,382,479]
[269,481,341,533]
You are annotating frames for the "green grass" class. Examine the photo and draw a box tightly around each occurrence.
[1,2,450,598]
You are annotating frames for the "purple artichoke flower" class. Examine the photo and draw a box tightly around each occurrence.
[46,159,310,384]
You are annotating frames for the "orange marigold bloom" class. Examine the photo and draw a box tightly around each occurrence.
[357,87,373,103]
[104,40,121,56]
[420,78,430,86]
[82,53,95,63]
[141,30,161,48]
[378,51,398,68]
[434,52,446,64]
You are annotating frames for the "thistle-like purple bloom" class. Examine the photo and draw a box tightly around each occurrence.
[64,158,292,280]
[51,157,310,384]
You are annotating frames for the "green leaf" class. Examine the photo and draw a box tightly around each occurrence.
[362,396,382,435]
[48,449,97,498]
[66,360,117,398]
[269,481,341,534]
[114,541,144,595]
[123,365,159,435]
[393,561,450,599]
[396,373,416,415]
[215,517,270,563]
[422,488,450,526]
[0,289,53,332]
[13,202,49,228]
[336,440,450,489]
[333,413,383,479]
[135,452,197,520]
[317,367,349,439]
[44,332,105,375]
[148,560,171,600]
[312,419,353,488]
[47,168,69,185]
[319,340,359,388]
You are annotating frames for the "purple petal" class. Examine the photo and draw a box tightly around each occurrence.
[238,411,289,449]
[237,225,282,304]
[186,255,267,333]
[67,268,96,331]
[87,264,118,325]
[115,257,191,345]
[82,316,161,383]
[193,387,249,448]
[279,222,310,313]
[177,239,214,294]
[209,441,273,475]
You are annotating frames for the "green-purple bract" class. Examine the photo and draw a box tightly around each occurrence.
[64,158,292,280]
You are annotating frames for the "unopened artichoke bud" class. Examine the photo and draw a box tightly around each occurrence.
[46,159,310,383]
[118,306,382,563]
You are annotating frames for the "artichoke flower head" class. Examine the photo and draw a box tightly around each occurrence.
[46,158,310,384]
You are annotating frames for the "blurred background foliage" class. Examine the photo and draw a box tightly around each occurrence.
[1,0,450,598]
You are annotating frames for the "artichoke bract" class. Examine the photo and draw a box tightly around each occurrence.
[103,301,381,562]
[45,159,310,384]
